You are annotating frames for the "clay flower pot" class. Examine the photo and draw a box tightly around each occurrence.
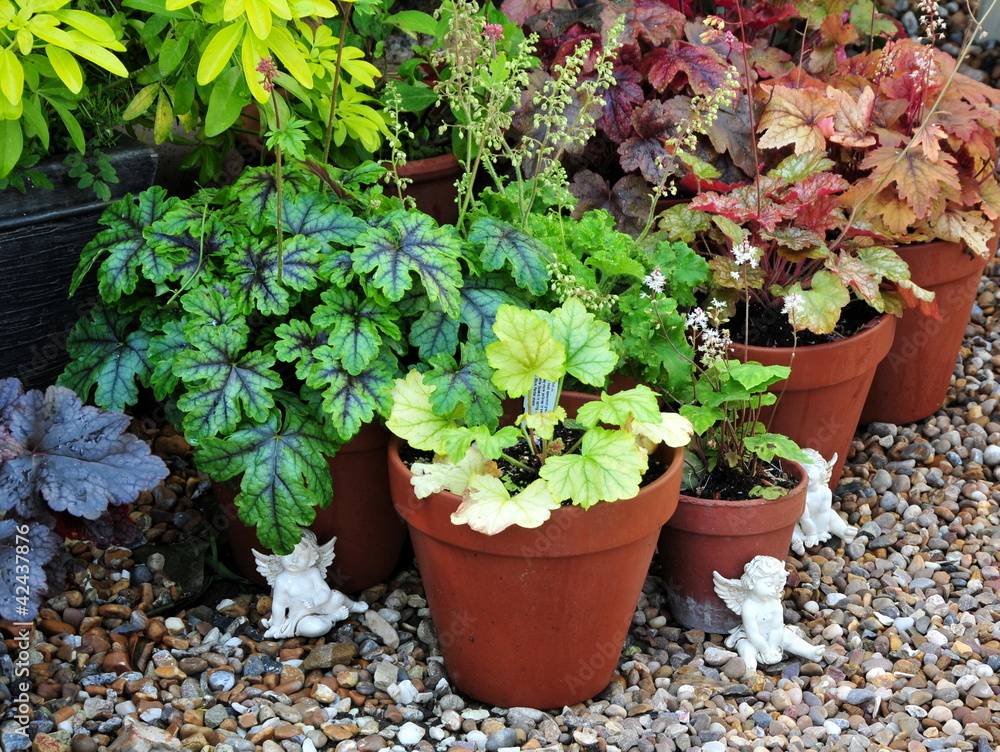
[392,153,462,226]
[215,422,407,592]
[730,313,897,488]
[386,392,684,708]
[861,237,997,425]
[657,462,807,633]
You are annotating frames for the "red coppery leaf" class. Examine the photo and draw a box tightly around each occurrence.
[619,100,676,183]
[640,41,732,96]
[600,0,686,46]
[597,62,645,143]
[501,0,573,26]
[569,170,652,234]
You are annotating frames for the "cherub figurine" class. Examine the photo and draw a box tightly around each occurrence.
[790,449,858,555]
[253,529,368,639]
[713,556,825,673]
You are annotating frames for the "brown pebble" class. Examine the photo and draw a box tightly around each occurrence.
[101,651,132,672]
[38,619,76,637]
[98,604,132,619]
[70,736,96,752]
[178,657,209,674]
[274,725,304,740]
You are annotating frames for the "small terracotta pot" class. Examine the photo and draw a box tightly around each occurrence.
[392,153,462,226]
[657,462,807,633]
[387,392,684,708]
[861,238,995,425]
[215,422,407,592]
[730,314,897,488]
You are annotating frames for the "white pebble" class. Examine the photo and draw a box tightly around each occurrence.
[803,600,819,614]
[164,617,185,633]
[826,593,848,607]
[397,722,425,746]
[823,720,843,736]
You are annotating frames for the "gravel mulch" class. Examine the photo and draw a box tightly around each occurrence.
[4,263,1000,752]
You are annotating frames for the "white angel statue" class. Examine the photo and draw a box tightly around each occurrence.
[253,529,369,639]
[712,556,825,673]
[790,449,858,555]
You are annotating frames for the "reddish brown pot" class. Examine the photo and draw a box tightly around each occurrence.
[392,153,462,226]
[387,392,684,708]
[861,238,994,425]
[215,422,406,592]
[657,462,807,633]
[730,314,896,488]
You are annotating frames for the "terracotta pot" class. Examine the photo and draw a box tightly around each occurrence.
[730,313,896,488]
[657,462,807,633]
[215,422,406,592]
[392,153,462,226]
[861,238,996,425]
[387,392,684,708]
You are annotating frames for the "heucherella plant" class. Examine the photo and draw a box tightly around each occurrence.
[387,298,694,534]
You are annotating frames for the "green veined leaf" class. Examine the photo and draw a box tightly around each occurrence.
[173,328,282,442]
[147,319,192,401]
[76,187,181,300]
[423,348,502,432]
[57,306,152,411]
[306,351,396,440]
[274,319,328,379]
[353,211,463,316]
[539,297,617,387]
[195,403,339,553]
[228,235,323,316]
[310,288,401,375]
[469,216,553,295]
[281,191,367,245]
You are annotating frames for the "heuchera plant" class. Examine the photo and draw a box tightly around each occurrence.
[0,378,168,620]
[60,161,552,553]
[386,298,694,534]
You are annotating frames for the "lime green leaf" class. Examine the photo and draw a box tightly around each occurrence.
[539,427,648,508]
[725,361,791,391]
[205,66,250,137]
[486,305,565,398]
[198,21,245,85]
[0,50,24,105]
[123,83,159,120]
[540,297,617,387]
[783,270,850,334]
[628,412,694,449]
[386,370,454,453]
[679,403,725,434]
[518,407,566,441]
[0,119,23,178]
[388,9,439,36]
[451,476,561,534]
[575,386,661,428]
[743,432,808,464]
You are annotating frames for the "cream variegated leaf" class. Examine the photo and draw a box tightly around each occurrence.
[410,447,488,499]
[924,210,996,259]
[450,476,560,534]
[627,412,694,454]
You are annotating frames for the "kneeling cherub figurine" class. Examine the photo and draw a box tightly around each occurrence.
[713,556,825,673]
[254,529,368,639]
[790,449,858,555]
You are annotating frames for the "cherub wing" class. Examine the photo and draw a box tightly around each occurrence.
[253,549,283,587]
[317,536,337,575]
[712,570,748,615]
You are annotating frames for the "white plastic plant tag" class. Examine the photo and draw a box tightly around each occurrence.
[524,376,559,414]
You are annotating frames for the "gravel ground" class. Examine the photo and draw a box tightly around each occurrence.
[5,262,1000,752]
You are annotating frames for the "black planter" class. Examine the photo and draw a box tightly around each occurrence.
[0,140,157,389]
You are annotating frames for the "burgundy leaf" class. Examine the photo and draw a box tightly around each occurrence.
[600,0,686,46]
[597,63,645,143]
[500,0,572,26]
[569,171,652,235]
[619,100,676,184]
[640,41,733,96]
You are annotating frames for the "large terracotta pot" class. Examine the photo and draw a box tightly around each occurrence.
[387,392,684,708]
[657,462,807,633]
[216,422,406,592]
[861,238,995,425]
[730,314,896,488]
[393,153,461,226]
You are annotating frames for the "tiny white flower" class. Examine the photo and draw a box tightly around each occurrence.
[686,308,708,330]
[782,293,806,322]
[732,237,761,268]
[644,267,667,295]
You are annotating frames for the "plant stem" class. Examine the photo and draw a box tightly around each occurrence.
[322,3,354,167]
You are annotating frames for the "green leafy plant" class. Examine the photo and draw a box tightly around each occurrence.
[0,0,130,177]
[60,161,550,552]
[118,0,387,182]
[386,298,694,534]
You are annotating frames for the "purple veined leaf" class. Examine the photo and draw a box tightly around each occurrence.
[597,62,644,144]
[640,41,733,96]
[0,382,168,521]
